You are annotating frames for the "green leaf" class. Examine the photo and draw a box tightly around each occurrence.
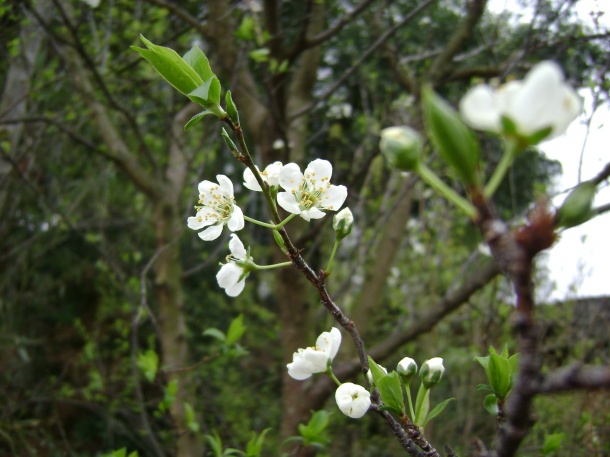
[376,372,405,414]
[203,327,226,342]
[413,384,430,427]
[132,35,203,96]
[423,398,454,426]
[499,344,509,359]
[127,452,139,457]
[489,353,511,399]
[136,349,158,383]
[205,431,224,457]
[473,355,490,372]
[188,77,222,110]
[483,394,499,416]
[183,46,214,81]
[245,428,271,457]
[184,402,200,433]
[541,432,566,455]
[297,411,330,447]
[226,314,246,346]
[225,90,240,125]
[367,356,387,387]
[476,383,496,394]
[508,353,520,391]
[249,48,270,63]
[184,110,213,131]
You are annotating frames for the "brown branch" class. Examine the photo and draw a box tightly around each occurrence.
[290,0,435,121]
[428,0,488,85]
[535,363,610,394]
[288,0,380,59]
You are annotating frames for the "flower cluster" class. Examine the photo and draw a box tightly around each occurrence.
[188,159,349,297]
[287,328,371,419]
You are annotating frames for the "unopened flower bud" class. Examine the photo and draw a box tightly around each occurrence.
[366,365,387,385]
[557,181,596,228]
[419,357,445,388]
[379,126,422,171]
[422,87,480,185]
[333,208,354,241]
[397,357,418,384]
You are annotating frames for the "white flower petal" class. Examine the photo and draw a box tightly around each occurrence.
[287,361,314,380]
[217,263,242,289]
[459,85,502,132]
[198,180,216,196]
[187,215,206,230]
[225,279,246,297]
[304,159,333,182]
[319,185,347,211]
[279,163,303,191]
[265,161,283,186]
[199,224,223,241]
[316,327,341,361]
[217,174,234,197]
[228,205,245,232]
[301,207,325,220]
[229,234,247,259]
[243,167,263,191]
[277,192,302,215]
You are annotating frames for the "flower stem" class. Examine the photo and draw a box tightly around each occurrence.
[252,261,292,270]
[327,368,342,387]
[243,214,297,230]
[416,163,478,219]
[405,382,415,420]
[325,239,341,273]
[484,137,521,198]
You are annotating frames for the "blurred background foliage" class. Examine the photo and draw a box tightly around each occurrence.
[0,0,608,456]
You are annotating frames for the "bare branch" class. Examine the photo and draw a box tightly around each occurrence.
[535,363,610,394]
[428,0,488,84]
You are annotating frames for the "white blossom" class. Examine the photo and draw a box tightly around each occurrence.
[397,357,418,377]
[216,234,252,297]
[243,161,283,192]
[459,61,582,142]
[420,357,445,387]
[287,327,342,380]
[277,159,347,221]
[335,383,371,419]
[187,175,244,241]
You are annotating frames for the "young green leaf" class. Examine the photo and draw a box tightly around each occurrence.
[245,428,271,457]
[488,353,511,399]
[203,327,226,342]
[136,349,159,383]
[483,394,499,416]
[226,314,246,345]
[132,35,203,96]
[376,372,405,415]
[225,90,240,125]
[423,398,454,426]
[184,402,200,433]
[183,46,214,81]
[184,110,213,131]
[367,356,388,387]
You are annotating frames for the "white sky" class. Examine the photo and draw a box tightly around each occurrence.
[487,0,610,300]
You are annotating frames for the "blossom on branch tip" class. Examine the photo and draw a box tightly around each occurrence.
[277,159,347,221]
[459,61,582,142]
[420,357,445,388]
[335,383,371,419]
[187,175,244,241]
[216,234,252,297]
[243,161,283,191]
[287,327,342,380]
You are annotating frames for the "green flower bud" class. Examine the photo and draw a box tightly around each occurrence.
[419,357,445,388]
[557,181,596,228]
[422,86,481,185]
[379,126,423,171]
[333,208,354,241]
[397,357,418,384]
